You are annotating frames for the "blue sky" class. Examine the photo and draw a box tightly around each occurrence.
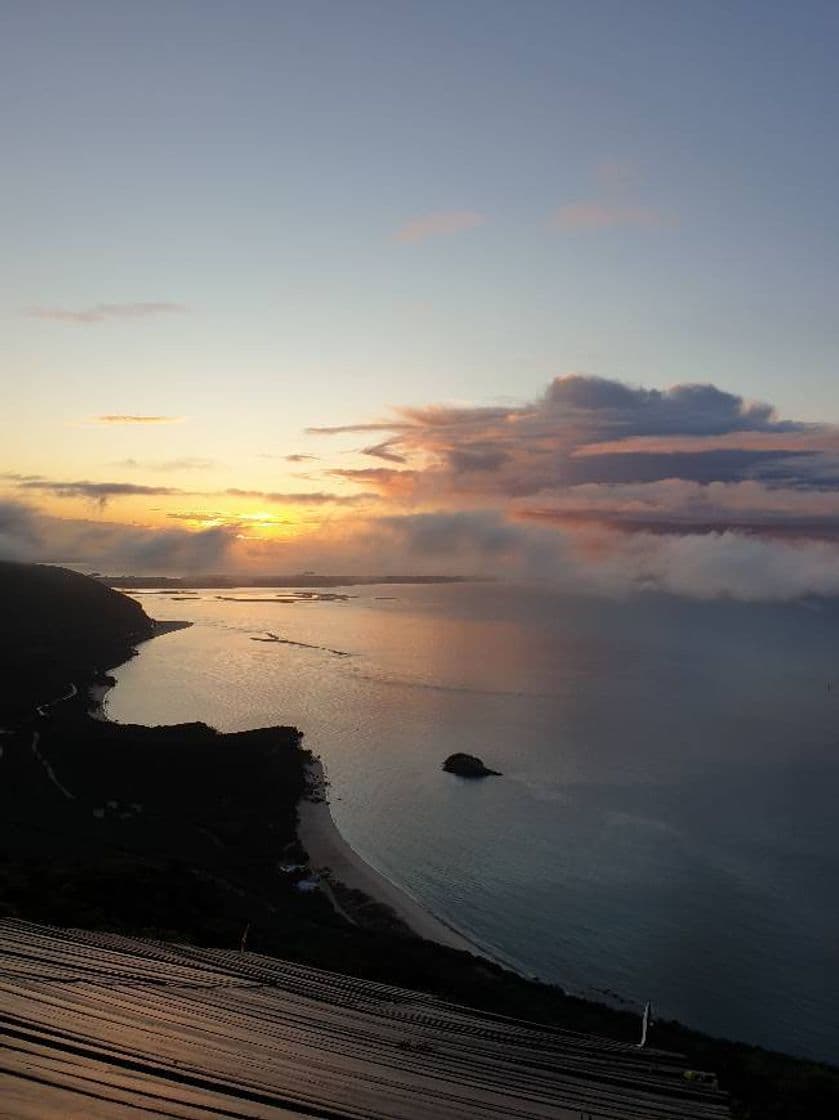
[3,1,839,587]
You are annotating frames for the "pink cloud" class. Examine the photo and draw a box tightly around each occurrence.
[394,210,485,244]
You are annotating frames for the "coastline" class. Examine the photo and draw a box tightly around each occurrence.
[151,618,193,632]
[94,614,486,960]
[298,758,490,958]
[89,618,193,720]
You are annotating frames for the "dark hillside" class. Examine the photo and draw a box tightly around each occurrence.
[0,561,153,720]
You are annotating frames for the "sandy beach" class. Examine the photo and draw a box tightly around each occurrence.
[298,759,483,957]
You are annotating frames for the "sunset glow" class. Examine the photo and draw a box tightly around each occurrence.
[1,1,838,600]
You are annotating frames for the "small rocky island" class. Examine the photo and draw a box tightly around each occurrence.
[442,752,501,778]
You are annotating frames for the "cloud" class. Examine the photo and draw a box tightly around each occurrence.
[399,403,513,429]
[15,478,187,508]
[542,376,795,436]
[551,202,673,231]
[559,449,820,487]
[114,457,218,471]
[8,369,839,600]
[394,211,485,244]
[446,447,510,473]
[166,511,239,523]
[312,373,839,566]
[519,506,839,543]
[328,468,419,499]
[102,523,236,572]
[92,415,185,425]
[306,422,413,435]
[27,302,188,324]
[283,453,320,463]
[0,498,235,573]
[375,509,839,600]
[376,510,525,557]
[225,488,379,506]
[9,479,839,598]
[3,473,378,513]
[165,510,293,527]
[0,499,41,560]
[577,530,839,601]
[316,375,814,502]
[361,440,407,464]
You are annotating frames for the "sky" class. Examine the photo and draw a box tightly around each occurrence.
[3,0,839,597]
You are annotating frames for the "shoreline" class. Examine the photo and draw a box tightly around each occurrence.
[92,615,489,961]
[298,758,502,962]
[88,618,193,720]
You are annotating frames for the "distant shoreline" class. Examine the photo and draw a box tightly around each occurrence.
[103,574,492,589]
[149,618,193,637]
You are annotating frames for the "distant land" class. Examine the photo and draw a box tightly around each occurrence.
[99,574,487,588]
[1,560,837,1118]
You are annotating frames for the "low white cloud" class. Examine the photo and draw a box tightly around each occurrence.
[577,529,839,601]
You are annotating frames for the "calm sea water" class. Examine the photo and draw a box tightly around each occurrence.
[105,582,839,1062]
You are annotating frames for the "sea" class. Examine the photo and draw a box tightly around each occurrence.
[104,581,839,1063]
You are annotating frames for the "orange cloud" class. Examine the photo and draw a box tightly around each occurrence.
[328,468,419,499]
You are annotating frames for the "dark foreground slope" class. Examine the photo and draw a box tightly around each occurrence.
[0,564,836,1118]
[0,561,310,949]
[0,561,153,722]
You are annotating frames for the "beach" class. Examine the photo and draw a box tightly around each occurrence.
[298,758,482,956]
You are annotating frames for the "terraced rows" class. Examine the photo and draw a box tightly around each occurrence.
[0,919,730,1119]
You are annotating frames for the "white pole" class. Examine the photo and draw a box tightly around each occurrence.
[638,1001,651,1048]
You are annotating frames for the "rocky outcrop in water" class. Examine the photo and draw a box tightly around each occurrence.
[442,753,501,778]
